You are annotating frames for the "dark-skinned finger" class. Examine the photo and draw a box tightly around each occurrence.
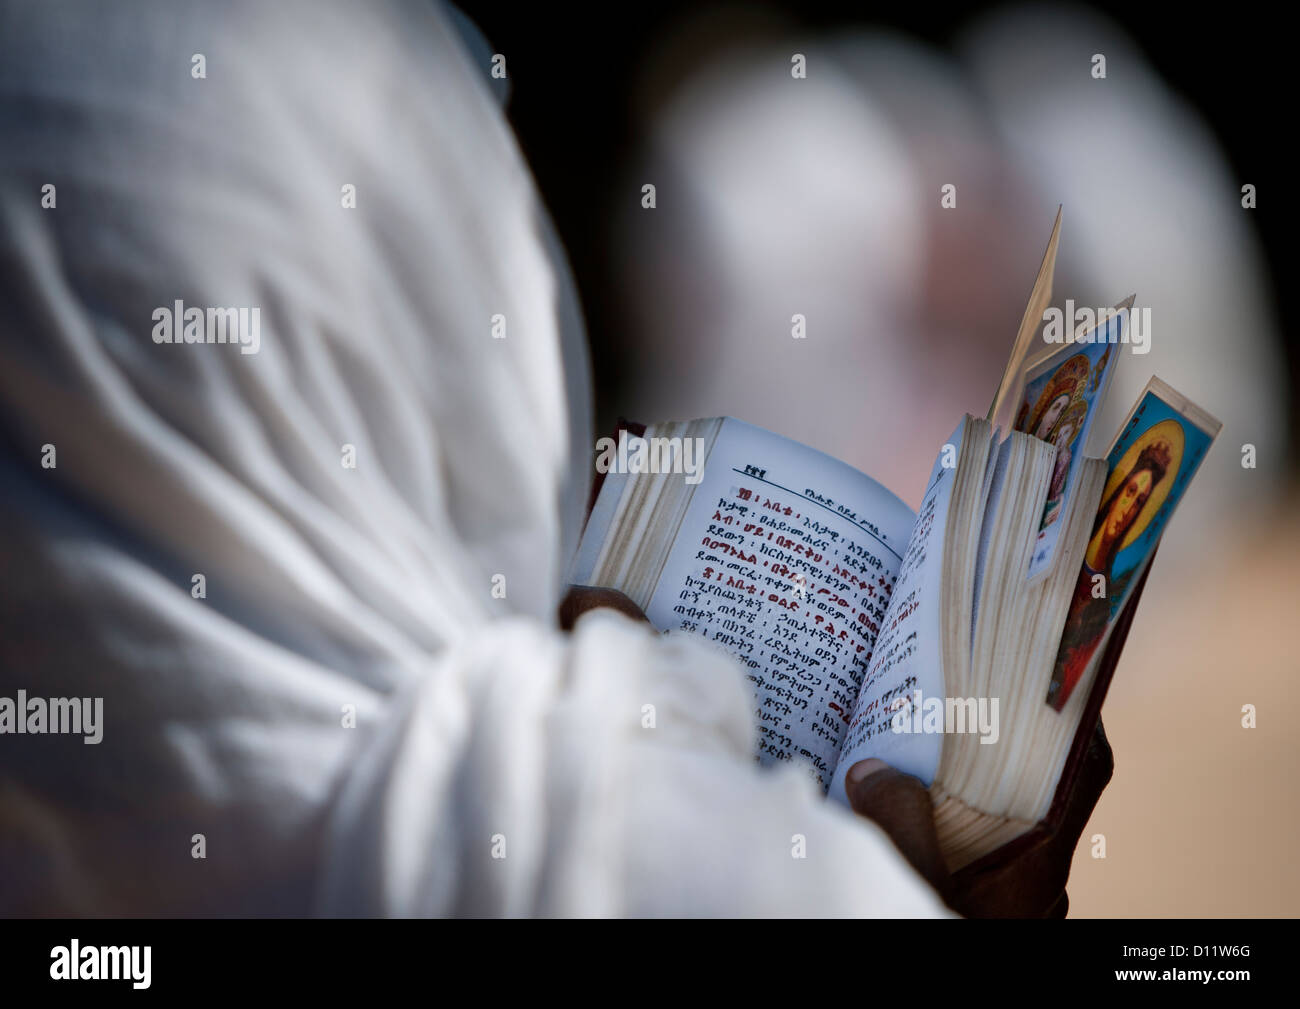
[845,759,952,901]
[557,585,650,630]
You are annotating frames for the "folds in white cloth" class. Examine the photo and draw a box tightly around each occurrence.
[0,0,948,916]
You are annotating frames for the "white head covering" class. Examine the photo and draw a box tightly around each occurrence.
[0,0,946,916]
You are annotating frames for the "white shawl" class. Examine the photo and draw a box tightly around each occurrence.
[0,0,947,917]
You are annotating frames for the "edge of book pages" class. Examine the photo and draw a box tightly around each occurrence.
[948,550,1153,883]
[582,418,1157,881]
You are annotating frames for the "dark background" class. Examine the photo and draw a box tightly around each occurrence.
[460,1,1292,465]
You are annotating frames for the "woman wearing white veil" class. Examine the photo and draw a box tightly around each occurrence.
[0,0,951,916]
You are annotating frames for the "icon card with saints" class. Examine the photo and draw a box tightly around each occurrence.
[1013,303,1129,578]
[1045,376,1221,710]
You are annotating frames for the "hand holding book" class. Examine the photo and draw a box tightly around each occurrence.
[842,719,1113,918]
[557,582,1114,917]
[568,211,1220,889]
[848,719,1117,918]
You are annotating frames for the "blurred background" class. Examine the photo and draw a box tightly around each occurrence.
[465,0,1297,916]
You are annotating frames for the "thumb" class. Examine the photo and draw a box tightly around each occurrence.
[558,585,649,630]
[845,759,951,900]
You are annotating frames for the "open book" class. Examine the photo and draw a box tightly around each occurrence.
[571,214,1221,872]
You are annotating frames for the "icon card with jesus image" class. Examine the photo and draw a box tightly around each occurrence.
[1045,377,1220,711]
[1013,303,1128,579]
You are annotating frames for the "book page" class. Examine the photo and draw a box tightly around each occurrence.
[569,467,630,585]
[642,418,916,791]
[829,419,968,800]
[970,434,1015,643]
[988,207,1062,428]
